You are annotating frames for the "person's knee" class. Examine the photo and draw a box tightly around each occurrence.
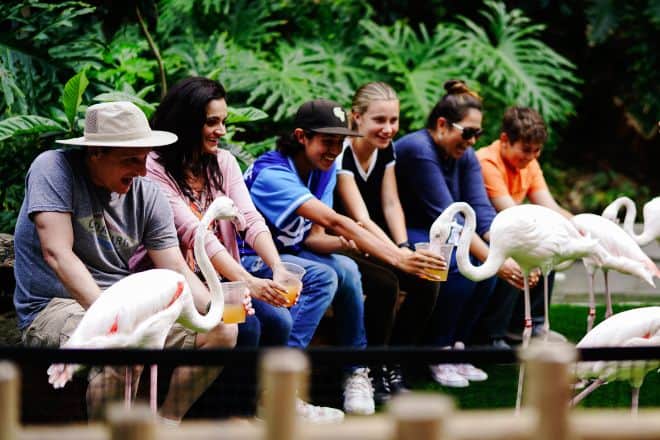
[334,256,363,296]
[303,262,338,304]
[280,312,294,334]
[237,315,261,347]
[197,323,238,349]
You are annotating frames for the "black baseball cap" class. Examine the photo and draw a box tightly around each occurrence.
[294,99,362,137]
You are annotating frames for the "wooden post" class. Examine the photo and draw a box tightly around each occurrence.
[0,362,19,440]
[520,341,577,440]
[106,402,155,440]
[389,393,454,440]
[260,348,309,440]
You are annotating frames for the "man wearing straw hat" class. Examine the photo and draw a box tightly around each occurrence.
[13,101,238,422]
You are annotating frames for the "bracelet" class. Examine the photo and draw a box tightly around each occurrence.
[397,241,413,250]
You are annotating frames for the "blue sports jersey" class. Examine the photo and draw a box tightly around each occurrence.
[243,151,336,253]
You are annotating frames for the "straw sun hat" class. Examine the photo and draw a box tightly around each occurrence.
[56,101,177,148]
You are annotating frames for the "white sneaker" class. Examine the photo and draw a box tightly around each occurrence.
[343,368,375,415]
[455,363,488,381]
[452,341,488,382]
[429,364,469,388]
[296,399,345,423]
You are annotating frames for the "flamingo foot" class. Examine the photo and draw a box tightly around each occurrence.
[47,363,75,389]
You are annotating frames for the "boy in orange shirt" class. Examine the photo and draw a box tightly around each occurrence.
[473,107,571,346]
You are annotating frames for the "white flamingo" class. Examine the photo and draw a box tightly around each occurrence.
[572,306,660,413]
[571,214,659,332]
[602,196,660,246]
[46,196,240,411]
[429,202,600,411]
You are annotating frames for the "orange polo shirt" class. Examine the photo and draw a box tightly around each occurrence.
[476,140,548,204]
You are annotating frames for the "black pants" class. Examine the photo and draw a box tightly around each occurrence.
[349,253,441,346]
[471,272,555,343]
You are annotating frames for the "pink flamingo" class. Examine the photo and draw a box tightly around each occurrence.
[571,213,658,332]
[573,306,660,413]
[47,196,240,411]
[429,202,600,411]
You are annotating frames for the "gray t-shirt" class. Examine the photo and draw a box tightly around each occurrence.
[13,148,178,330]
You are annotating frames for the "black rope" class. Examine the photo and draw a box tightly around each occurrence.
[2,345,659,366]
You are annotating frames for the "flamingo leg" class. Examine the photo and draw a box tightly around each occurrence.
[586,272,596,333]
[631,386,640,415]
[603,270,613,319]
[150,364,158,413]
[125,367,133,409]
[542,273,550,340]
[515,276,532,413]
[571,378,606,406]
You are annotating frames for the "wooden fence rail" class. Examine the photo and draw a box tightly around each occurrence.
[4,342,660,440]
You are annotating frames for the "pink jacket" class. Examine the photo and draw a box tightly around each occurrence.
[130,150,270,269]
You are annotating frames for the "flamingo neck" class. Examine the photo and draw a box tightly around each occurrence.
[190,213,225,331]
[448,203,504,281]
[617,198,641,240]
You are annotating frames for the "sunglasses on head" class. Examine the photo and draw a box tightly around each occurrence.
[452,122,483,140]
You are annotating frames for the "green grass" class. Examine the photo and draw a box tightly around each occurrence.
[411,303,660,410]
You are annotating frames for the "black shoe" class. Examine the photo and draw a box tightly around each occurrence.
[387,364,411,395]
[372,365,391,405]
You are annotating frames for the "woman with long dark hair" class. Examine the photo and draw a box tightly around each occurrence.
[131,77,342,422]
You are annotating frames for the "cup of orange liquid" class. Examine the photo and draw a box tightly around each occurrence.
[415,242,454,281]
[273,262,306,307]
[221,281,247,324]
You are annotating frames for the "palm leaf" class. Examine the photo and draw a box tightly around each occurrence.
[453,1,581,125]
[224,41,343,121]
[359,19,466,126]
[0,115,65,141]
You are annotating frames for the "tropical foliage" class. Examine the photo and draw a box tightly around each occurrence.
[0,0,656,233]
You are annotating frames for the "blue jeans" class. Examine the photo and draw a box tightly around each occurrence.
[296,250,367,350]
[239,299,292,347]
[241,253,336,348]
[408,227,497,347]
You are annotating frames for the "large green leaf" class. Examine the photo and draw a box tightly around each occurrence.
[61,70,89,130]
[359,19,466,127]
[585,0,620,45]
[93,91,157,119]
[453,1,581,126]
[0,115,65,141]
[226,106,268,124]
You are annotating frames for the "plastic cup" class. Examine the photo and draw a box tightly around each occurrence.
[415,242,454,281]
[221,281,247,324]
[273,262,306,307]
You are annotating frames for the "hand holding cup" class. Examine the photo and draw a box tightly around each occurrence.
[273,262,306,307]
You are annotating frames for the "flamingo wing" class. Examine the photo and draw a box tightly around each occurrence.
[64,269,186,348]
[573,214,658,283]
[490,205,592,272]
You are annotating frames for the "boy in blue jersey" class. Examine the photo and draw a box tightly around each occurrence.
[243,100,440,415]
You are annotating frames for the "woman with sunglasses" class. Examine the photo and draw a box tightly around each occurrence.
[394,79,528,388]
[472,106,571,348]
[333,81,444,403]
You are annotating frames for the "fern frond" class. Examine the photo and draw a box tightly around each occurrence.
[0,115,65,142]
